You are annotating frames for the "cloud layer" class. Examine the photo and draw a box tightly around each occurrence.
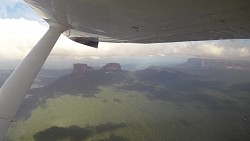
[0,18,250,62]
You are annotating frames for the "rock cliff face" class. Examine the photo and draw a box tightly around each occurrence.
[72,63,122,78]
[73,64,93,78]
[180,58,250,70]
[100,63,122,73]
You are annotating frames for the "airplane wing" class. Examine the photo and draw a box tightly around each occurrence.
[0,0,250,140]
[24,0,250,44]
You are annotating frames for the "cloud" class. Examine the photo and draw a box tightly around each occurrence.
[0,18,48,59]
[96,41,250,59]
[0,18,250,62]
[0,0,21,17]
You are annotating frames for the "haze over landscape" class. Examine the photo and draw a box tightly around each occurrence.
[0,58,250,141]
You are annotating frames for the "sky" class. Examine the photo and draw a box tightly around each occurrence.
[0,0,250,69]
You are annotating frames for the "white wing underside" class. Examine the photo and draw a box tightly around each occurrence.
[24,0,250,43]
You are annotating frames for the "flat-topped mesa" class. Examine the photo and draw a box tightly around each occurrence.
[73,63,93,78]
[100,63,122,73]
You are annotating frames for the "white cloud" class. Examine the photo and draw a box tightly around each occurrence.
[0,18,47,59]
[0,18,250,62]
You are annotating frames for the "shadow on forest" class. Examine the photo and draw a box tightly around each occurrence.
[33,122,127,141]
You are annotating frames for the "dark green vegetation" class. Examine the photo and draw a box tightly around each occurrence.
[6,58,250,141]
[34,123,126,141]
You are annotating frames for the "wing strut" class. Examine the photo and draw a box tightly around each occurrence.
[0,25,67,140]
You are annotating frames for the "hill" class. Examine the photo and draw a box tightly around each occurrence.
[15,60,250,117]
[7,60,250,141]
[178,58,250,70]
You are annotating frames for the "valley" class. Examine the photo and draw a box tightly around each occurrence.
[2,58,250,141]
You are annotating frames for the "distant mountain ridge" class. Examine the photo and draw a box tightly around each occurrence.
[15,59,250,119]
[179,58,250,70]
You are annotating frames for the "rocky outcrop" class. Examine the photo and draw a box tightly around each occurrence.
[72,63,122,78]
[100,63,122,73]
[73,63,93,78]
